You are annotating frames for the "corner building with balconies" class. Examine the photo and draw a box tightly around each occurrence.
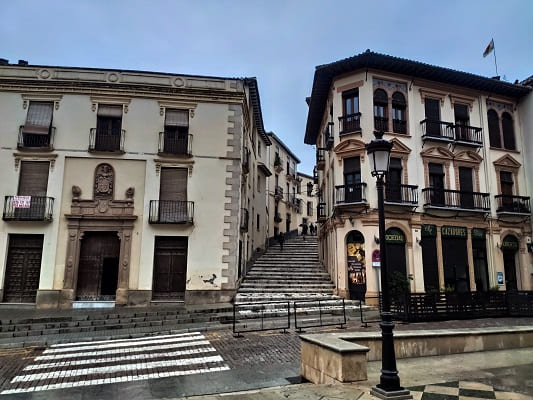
[305,51,532,301]
[0,61,271,308]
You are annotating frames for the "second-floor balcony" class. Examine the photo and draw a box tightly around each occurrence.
[393,119,407,134]
[149,200,194,224]
[384,184,419,206]
[89,128,125,153]
[495,195,531,215]
[339,113,362,135]
[422,188,490,212]
[335,183,367,205]
[18,126,55,150]
[453,125,483,147]
[316,148,326,170]
[288,194,300,210]
[420,119,454,143]
[313,166,318,184]
[158,131,193,157]
[3,196,54,221]
[374,116,388,132]
[317,202,327,221]
[242,146,250,174]
[274,186,284,200]
[287,167,297,180]
[240,208,249,232]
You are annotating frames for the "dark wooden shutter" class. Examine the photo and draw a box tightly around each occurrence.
[18,161,49,196]
[487,110,501,148]
[425,98,440,120]
[454,104,469,122]
[343,157,360,173]
[502,113,515,150]
[459,167,474,208]
[160,168,187,201]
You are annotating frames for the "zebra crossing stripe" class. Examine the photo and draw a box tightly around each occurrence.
[13,355,225,382]
[25,346,218,370]
[1,365,230,395]
[35,339,211,361]
[44,334,205,353]
[49,331,202,348]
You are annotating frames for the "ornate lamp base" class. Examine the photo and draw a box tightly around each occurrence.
[371,386,412,399]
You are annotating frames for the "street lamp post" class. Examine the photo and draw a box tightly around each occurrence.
[366,131,411,400]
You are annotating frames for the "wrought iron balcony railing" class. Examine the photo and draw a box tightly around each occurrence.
[316,148,325,168]
[240,208,249,231]
[317,202,327,220]
[374,116,388,132]
[422,188,490,211]
[274,186,284,200]
[453,125,483,147]
[385,184,418,205]
[420,119,454,142]
[495,195,531,214]
[89,128,125,152]
[18,126,55,150]
[335,183,367,205]
[393,119,407,134]
[3,196,54,221]
[338,113,361,135]
[149,200,194,224]
[313,166,318,184]
[158,132,192,156]
[242,146,250,174]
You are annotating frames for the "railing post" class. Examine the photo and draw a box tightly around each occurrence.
[318,299,322,326]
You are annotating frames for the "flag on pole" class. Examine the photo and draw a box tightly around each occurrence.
[483,39,495,58]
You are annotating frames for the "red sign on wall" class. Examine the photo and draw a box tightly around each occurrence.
[372,249,380,267]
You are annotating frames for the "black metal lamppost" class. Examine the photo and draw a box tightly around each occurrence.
[366,131,411,400]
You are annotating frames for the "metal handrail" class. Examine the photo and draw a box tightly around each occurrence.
[148,200,194,224]
[3,196,54,221]
[158,132,193,156]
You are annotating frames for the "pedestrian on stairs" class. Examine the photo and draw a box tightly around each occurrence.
[300,222,308,241]
[310,223,316,236]
[277,231,285,251]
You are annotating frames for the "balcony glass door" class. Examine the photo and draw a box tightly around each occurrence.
[386,158,402,202]
[459,167,474,209]
[428,163,445,206]
[344,157,361,203]
[424,98,441,137]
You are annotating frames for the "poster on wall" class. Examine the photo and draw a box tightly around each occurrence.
[347,241,366,301]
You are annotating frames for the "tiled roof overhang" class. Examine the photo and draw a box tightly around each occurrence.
[245,78,272,146]
[304,51,531,145]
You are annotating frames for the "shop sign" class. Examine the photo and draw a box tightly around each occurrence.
[421,224,437,238]
[385,228,405,244]
[441,225,467,238]
[501,236,519,251]
[471,228,486,240]
[347,239,366,301]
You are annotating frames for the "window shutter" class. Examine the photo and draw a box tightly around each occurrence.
[165,109,189,127]
[454,104,469,121]
[487,110,501,148]
[428,163,444,175]
[392,92,406,107]
[343,157,360,173]
[97,104,123,118]
[18,161,49,196]
[502,113,515,150]
[23,102,53,135]
[424,98,440,120]
[390,157,402,170]
[160,168,187,202]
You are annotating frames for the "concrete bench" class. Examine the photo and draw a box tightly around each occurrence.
[300,325,533,384]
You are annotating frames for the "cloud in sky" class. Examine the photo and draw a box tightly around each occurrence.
[2,0,532,173]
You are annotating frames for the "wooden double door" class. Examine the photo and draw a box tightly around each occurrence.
[3,235,44,303]
[76,232,120,301]
[152,237,188,300]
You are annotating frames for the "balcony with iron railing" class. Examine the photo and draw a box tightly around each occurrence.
[495,195,531,215]
[338,113,362,135]
[158,132,192,156]
[287,166,297,180]
[3,196,54,221]
[313,166,318,184]
[324,122,334,150]
[316,148,326,170]
[148,200,194,224]
[89,128,125,152]
[317,202,327,221]
[393,119,407,134]
[422,188,490,212]
[240,208,249,231]
[18,126,55,150]
[274,154,283,173]
[420,119,454,143]
[335,183,367,205]
[288,194,300,210]
[274,186,284,200]
[374,116,388,132]
[242,146,250,174]
[384,184,418,206]
[453,125,483,147]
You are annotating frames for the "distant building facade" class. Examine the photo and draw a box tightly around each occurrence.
[0,61,270,308]
[295,172,318,232]
[305,51,532,300]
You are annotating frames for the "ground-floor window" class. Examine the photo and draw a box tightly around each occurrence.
[385,227,407,278]
[472,229,489,292]
[421,225,439,292]
[441,226,469,293]
[501,235,519,291]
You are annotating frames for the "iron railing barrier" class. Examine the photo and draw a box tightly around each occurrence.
[293,299,346,332]
[232,301,291,337]
[359,296,381,328]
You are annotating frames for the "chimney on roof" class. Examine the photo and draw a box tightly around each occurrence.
[0,58,8,65]
[305,97,311,106]
[18,60,28,66]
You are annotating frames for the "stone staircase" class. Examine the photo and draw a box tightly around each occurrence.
[235,236,342,304]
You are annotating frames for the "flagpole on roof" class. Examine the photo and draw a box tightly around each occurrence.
[493,41,498,77]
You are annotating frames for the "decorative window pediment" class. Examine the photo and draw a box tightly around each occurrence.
[454,150,483,165]
[333,139,366,165]
[390,138,411,156]
[493,154,521,170]
[420,146,454,162]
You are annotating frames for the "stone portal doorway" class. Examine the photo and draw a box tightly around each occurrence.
[76,232,120,301]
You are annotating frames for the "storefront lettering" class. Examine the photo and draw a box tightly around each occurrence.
[471,228,486,240]
[441,226,467,238]
[421,224,437,238]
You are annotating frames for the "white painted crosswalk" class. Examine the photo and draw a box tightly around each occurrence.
[1,332,230,395]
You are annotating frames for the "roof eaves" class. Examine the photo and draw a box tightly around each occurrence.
[267,132,301,163]
[245,77,272,146]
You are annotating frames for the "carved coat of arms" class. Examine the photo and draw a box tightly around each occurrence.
[94,164,114,199]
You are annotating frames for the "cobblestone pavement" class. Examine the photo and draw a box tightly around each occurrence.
[0,317,531,398]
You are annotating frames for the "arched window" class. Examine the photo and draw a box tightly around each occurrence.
[392,92,407,134]
[502,112,516,150]
[373,89,388,132]
[487,109,501,148]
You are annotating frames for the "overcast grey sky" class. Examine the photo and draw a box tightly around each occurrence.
[2,0,532,174]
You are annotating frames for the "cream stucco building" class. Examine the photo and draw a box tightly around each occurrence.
[304,51,532,301]
[0,61,271,308]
